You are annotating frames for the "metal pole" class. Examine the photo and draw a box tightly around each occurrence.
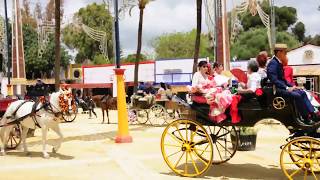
[214,0,218,62]
[113,0,121,68]
[4,0,10,85]
[270,0,276,51]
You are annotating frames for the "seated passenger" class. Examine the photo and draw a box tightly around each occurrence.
[256,51,268,79]
[157,82,169,101]
[267,43,320,124]
[213,62,229,88]
[230,60,261,124]
[238,60,261,94]
[189,61,232,123]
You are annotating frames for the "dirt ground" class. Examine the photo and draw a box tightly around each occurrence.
[0,109,316,180]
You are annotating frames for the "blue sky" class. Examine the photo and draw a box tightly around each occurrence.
[1,0,319,56]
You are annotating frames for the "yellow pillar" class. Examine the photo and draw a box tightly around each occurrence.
[114,69,132,143]
[7,84,13,96]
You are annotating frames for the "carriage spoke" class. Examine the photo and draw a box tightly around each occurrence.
[167,150,183,159]
[192,143,212,153]
[297,143,307,158]
[283,161,304,165]
[215,143,223,160]
[283,149,302,159]
[289,168,301,178]
[174,151,185,169]
[185,123,188,142]
[191,150,209,166]
[164,144,181,148]
[168,131,184,144]
[175,125,185,143]
[304,169,308,180]
[189,152,200,174]
[185,151,188,174]
[190,126,198,142]
[12,136,18,145]
[310,169,318,179]
[216,141,233,155]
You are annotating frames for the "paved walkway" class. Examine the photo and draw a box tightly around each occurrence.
[0,109,304,179]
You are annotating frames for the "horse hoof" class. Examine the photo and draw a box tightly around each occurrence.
[52,147,57,153]
[1,151,6,156]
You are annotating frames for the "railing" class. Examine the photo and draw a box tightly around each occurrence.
[155,73,193,85]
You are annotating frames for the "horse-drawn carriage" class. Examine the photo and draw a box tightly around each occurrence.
[0,97,22,150]
[129,94,181,126]
[160,82,320,179]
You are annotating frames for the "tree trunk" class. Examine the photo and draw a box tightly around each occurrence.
[54,0,61,91]
[193,0,202,74]
[133,7,144,93]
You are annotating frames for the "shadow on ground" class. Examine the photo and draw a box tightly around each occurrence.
[7,151,74,160]
[27,125,153,147]
[161,163,285,180]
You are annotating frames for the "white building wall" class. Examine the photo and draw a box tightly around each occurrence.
[287,45,320,65]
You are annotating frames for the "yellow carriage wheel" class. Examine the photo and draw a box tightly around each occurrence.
[280,136,320,180]
[161,119,213,177]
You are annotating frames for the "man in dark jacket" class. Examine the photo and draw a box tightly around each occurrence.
[267,44,318,123]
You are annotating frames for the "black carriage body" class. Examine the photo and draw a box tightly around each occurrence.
[190,85,318,133]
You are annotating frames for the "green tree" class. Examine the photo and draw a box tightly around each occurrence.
[122,53,147,63]
[152,30,213,60]
[93,54,110,65]
[132,0,154,93]
[231,28,299,60]
[23,24,70,79]
[291,21,305,42]
[193,0,202,74]
[304,35,320,46]
[241,1,297,31]
[62,3,114,64]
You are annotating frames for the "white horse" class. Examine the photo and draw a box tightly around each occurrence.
[0,89,73,158]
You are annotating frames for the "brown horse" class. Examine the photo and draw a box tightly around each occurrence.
[92,95,117,124]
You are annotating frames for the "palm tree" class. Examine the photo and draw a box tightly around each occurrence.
[133,0,153,93]
[193,0,202,74]
[54,0,61,91]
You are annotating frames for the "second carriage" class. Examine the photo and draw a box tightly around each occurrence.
[129,94,181,126]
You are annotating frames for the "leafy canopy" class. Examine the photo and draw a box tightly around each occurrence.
[152,30,214,60]
[62,3,113,64]
[240,1,297,31]
[23,24,70,79]
[231,28,299,60]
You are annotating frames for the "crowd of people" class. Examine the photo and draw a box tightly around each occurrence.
[189,43,320,125]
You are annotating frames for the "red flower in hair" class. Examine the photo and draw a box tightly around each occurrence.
[255,88,263,96]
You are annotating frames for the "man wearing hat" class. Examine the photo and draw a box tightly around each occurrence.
[267,43,319,124]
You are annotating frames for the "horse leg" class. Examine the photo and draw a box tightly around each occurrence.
[50,123,63,153]
[41,126,50,158]
[20,126,30,155]
[102,109,105,124]
[107,109,110,124]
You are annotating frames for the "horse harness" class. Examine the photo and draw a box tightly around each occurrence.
[1,98,62,128]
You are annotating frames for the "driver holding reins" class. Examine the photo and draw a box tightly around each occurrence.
[267,43,320,124]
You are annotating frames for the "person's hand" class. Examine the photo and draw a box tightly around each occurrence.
[239,82,246,89]
[287,87,295,92]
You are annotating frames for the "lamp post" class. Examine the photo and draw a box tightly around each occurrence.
[4,0,12,96]
[113,0,132,143]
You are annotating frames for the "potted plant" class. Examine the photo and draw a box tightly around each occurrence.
[231,127,258,151]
